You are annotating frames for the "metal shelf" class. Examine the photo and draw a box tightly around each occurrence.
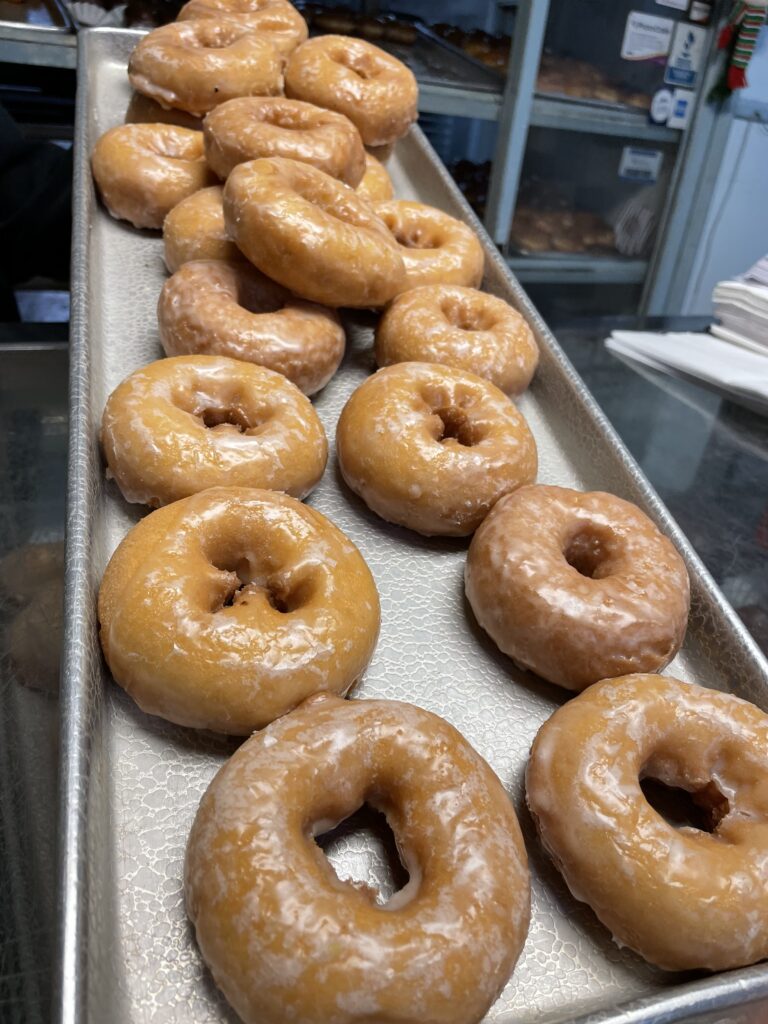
[530,94,679,142]
[418,82,500,121]
[0,27,76,68]
[507,255,649,285]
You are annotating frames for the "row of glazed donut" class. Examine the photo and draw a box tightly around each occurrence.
[185,671,768,1024]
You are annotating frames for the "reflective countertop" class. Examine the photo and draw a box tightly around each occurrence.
[0,319,766,1019]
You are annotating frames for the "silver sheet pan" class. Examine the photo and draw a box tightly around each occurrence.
[61,27,768,1024]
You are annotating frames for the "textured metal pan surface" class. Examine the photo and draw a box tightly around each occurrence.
[61,27,768,1024]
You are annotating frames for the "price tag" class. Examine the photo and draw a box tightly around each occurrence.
[621,11,675,60]
[618,146,664,182]
[664,22,707,86]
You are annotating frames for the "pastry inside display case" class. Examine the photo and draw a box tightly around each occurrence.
[510,204,615,256]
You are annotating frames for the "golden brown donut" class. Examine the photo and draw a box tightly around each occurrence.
[98,487,380,734]
[527,674,768,971]
[203,96,365,186]
[223,157,405,307]
[376,285,539,395]
[177,0,307,55]
[91,123,213,230]
[465,484,690,689]
[186,692,531,1024]
[101,355,327,506]
[162,185,243,273]
[285,35,418,146]
[337,362,537,536]
[158,259,345,395]
[356,150,394,201]
[128,21,283,118]
[375,199,485,291]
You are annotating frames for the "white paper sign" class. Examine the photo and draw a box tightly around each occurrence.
[664,22,707,86]
[618,146,664,182]
[621,11,675,60]
[667,87,695,128]
[656,0,688,9]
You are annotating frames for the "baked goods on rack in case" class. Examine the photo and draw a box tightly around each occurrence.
[527,674,768,971]
[157,258,345,394]
[186,693,531,1024]
[101,354,328,505]
[510,205,616,255]
[376,284,539,395]
[336,362,538,536]
[98,487,381,734]
[465,484,690,689]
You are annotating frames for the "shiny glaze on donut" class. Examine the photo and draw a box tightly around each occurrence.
[177,0,308,55]
[337,362,538,536]
[285,35,417,146]
[186,692,530,1024]
[162,185,243,273]
[91,123,213,229]
[356,150,394,202]
[527,674,768,971]
[375,199,485,291]
[376,284,539,395]
[223,157,405,308]
[128,21,283,118]
[101,354,327,506]
[158,258,345,395]
[465,484,690,689]
[204,96,366,185]
[98,487,380,734]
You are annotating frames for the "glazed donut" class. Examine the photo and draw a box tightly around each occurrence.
[101,355,327,506]
[162,185,243,273]
[527,673,768,971]
[285,35,418,146]
[128,21,283,118]
[91,123,213,230]
[186,692,530,1024]
[223,157,405,308]
[356,150,394,202]
[203,97,365,186]
[158,259,345,395]
[177,0,307,55]
[375,200,485,291]
[98,487,380,734]
[465,484,690,689]
[337,362,537,536]
[376,285,539,395]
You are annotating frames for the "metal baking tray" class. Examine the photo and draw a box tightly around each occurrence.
[0,0,72,35]
[61,27,768,1024]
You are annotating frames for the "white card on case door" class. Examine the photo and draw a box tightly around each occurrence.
[621,11,675,60]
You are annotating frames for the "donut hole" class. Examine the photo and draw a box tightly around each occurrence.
[315,803,411,905]
[640,777,730,834]
[334,49,382,80]
[433,406,483,447]
[214,557,314,613]
[236,275,287,315]
[383,215,438,250]
[563,525,617,579]
[192,21,252,49]
[199,406,250,432]
[441,296,496,332]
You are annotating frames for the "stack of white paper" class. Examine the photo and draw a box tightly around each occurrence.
[712,279,768,355]
[605,331,768,414]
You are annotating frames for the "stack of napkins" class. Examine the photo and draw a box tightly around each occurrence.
[604,257,768,414]
[605,331,768,414]
[712,273,768,355]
